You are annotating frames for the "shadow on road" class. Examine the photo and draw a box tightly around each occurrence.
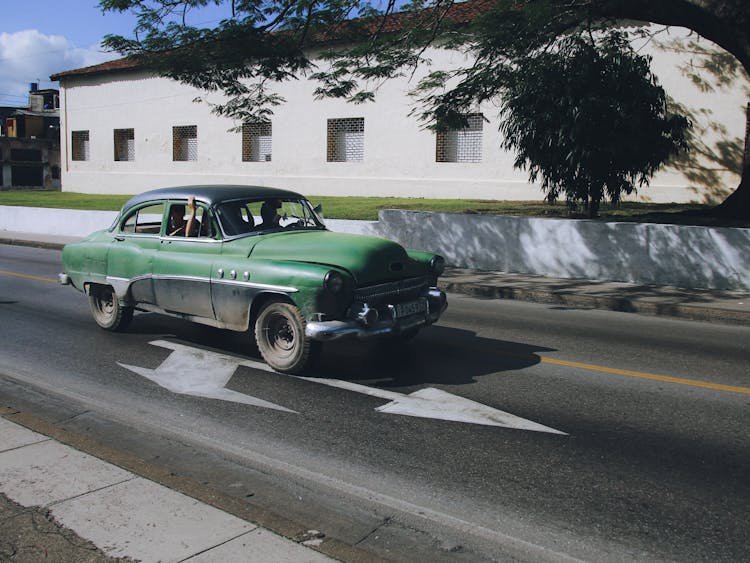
[312,324,555,389]
[126,313,554,391]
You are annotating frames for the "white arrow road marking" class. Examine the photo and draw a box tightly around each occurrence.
[122,340,565,433]
[297,377,567,435]
[118,340,296,413]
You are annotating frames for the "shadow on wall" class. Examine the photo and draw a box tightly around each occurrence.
[658,34,750,204]
[369,210,750,291]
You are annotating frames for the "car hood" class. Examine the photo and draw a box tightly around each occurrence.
[248,230,425,284]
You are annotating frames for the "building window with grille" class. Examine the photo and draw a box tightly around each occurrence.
[173,125,197,161]
[114,128,135,161]
[436,114,483,163]
[71,130,90,161]
[242,122,272,162]
[327,118,364,162]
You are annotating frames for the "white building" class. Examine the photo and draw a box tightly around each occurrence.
[51,27,747,202]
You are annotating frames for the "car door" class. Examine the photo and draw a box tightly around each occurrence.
[211,200,262,330]
[106,201,164,303]
[152,200,217,319]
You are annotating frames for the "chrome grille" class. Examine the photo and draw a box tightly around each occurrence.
[354,276,428,305]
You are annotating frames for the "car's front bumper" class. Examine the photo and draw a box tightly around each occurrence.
[305,288,447,342]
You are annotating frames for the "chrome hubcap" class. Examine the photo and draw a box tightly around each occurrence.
[267,313,295,352]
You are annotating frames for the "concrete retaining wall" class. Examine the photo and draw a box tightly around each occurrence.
[366,211,750,291]
[0,206,118,237]
[2,205,748,290]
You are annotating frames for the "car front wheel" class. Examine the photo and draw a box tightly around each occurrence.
[255,299,318,374]
[88,285,133,331]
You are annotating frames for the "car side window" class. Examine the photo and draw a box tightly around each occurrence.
[194,206,216,238]
[216,202,255,236]
[120,203,165,235]
[166,202,214,238]
[198,208,217,238]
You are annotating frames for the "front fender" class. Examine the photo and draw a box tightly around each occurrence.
[210,259,354,330]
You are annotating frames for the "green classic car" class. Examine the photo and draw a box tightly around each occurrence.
[60,185,447,373]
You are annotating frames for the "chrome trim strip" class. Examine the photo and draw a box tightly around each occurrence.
[113,233,159,239]
[108,274,152,285]
[106,275,144,298]
[107,275,133,283]
[151,274,209,283]
[159,236,222,243]
[211,277,298,293]
[109,232,222,243]
[305,313,427,341]
[107,274,297,294]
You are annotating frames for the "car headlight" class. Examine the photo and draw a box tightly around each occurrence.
[324,270,344,293]
[429,255,445,277]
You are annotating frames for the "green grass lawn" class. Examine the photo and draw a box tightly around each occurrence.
[0,190,743,227]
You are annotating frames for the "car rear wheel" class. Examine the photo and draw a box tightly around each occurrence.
[255,299,318,374]
[88,285,133,331]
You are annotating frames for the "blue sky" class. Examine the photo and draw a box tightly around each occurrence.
[1,0,231,106]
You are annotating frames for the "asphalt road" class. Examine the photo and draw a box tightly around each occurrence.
[2,244,750,562]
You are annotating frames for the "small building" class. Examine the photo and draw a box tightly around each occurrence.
[50,27,746,202]
[0,85,61,190]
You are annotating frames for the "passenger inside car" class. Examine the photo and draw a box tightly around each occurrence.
[217,202,254,235]
[168,197,200,236]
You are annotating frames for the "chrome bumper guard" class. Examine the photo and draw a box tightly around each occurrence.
[305,288,447,342]
[58,273,71,285]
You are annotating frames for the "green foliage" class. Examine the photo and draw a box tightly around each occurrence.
[406,8,692,216]
[99,0,373,123]
[498,30,690,216]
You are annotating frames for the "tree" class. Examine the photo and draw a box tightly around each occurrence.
[457,0,750,216]
[495,31,689,216]
[100,0,749,216]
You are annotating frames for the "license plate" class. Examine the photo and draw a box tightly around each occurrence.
[395,299,427,318]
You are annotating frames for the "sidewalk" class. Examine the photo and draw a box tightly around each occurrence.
[0,415,337,563]
[4,229,748,326]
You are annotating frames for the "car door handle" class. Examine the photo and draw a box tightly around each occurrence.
[115,236,125,241]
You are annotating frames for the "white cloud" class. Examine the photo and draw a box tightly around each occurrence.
[0,29,118,106]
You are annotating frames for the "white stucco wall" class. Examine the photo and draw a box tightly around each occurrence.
[57,27,748,202]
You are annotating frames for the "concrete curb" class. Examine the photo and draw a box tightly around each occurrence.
[0,236,67,251]
[1,405,384,563]
[439,270,750,327]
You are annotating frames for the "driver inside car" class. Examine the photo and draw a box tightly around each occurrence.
[260,199,282,229]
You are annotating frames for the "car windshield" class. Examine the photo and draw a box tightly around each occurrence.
[215,196,325,237]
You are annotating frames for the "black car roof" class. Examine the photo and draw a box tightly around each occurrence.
[122,185,305,210]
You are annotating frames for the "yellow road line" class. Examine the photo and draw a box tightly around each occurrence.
[471,343,750,396]
[0,270,57,284]
[539,356,750,395]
